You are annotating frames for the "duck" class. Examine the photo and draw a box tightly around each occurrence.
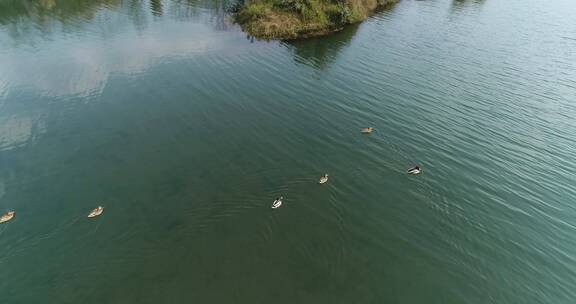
[0,211,15,224]
[407,166,422,175]
[319,174,329,184]
[361,127,374,134]
[88,206,104,218]
[271,197,283,209]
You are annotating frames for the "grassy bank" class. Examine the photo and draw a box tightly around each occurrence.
[235,0,398,40]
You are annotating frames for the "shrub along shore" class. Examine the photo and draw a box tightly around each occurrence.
[235,0,398,40]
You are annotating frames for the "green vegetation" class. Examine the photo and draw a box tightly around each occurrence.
[235,0,398,40]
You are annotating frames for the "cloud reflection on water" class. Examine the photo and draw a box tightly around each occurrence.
[0,0,245,98]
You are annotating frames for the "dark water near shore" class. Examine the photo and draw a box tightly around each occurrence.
[1,0,576,302]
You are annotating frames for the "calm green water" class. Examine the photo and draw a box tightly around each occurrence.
[1,0,576,302]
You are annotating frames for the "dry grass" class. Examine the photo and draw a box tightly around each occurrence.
[236,0,398,40]
[238,9,331,40]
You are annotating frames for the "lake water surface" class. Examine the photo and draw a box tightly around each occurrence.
[1,0,576,303]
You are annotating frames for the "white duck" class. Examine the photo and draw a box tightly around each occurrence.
[407,166,422,175]
[271,197,283,209]
[0,211,15,224]
[88,206,104,218]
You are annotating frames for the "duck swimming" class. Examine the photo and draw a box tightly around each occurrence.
[271,197,283,209]
[407,166,422,175]
[361,127,374,134]
[88,206,104,218]
[319,174,329,184]
[0,211,15,224]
